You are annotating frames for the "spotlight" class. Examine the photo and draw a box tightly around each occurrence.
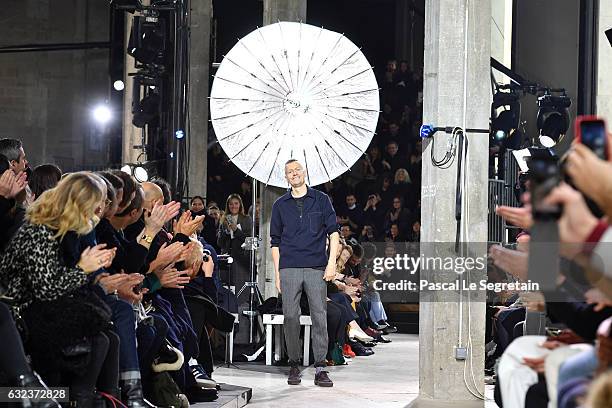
[490,89,521,147]
[113,80,125,91]
[121,164,133,174]
[127,16,166,65]
[175,130,184,139]
[134,165,149,182]
[536,93,571,147]
[132,91,160,128]
[93,104,112,124]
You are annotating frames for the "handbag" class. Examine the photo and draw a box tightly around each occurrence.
[21,286,112,375]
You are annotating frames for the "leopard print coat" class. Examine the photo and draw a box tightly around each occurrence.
[0,221,88,311]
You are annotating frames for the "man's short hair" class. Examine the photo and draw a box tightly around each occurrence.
[0,139,23,162]
[98,171,124,192]
[0,154,9,174]
[350,243,364,258]
[285,159,299,167]
[116,186,144,217]
[111,170,138,208]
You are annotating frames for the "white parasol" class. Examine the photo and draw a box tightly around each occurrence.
[209,21,379,188]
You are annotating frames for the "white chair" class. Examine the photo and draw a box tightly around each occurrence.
[262,314,313,366]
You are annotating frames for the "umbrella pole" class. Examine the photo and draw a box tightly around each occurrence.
[236,177,264,344]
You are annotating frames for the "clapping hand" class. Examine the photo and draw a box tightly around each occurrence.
[96,273,130,294]
[152,241,184,270]
[0,170,27,199]
[173,211,204,236]
[145,201,181,234]
[157,265,190,289]
[78,244,116,273]
[116,273,147,304]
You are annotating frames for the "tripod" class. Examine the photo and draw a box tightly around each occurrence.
[235,177,264,344]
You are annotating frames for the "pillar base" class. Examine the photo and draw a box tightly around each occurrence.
[406,397,484,408]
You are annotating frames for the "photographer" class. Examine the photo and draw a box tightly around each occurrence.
[492,129,612,408]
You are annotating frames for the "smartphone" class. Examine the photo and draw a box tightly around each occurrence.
[575,115,608,161]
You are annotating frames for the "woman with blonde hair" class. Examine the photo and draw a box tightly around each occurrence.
[0,171,122,407]
[217,193,252,306]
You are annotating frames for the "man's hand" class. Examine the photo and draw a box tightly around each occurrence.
[151,242,184,271]
[324,263,335,282]
[202,254,214,278]
[0,170,27,199]
[275,272,281,293]
[584,288,612,311]
[495,205,533,230]
[116,273,146,304]
[544,183,599,244]
[173,211,204,236]
[522,356,546,373]
[488,244,528,281]
[145,201,181,234]
[566,142,612,216]
[96,273,129,294]
[158,265,190,289]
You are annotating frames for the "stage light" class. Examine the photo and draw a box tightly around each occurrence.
[132,91,160,128]
[127,16,166,65]
[113,80,125,91]
[121,164,132,174]
[175,130,184,139]
[536,93,571,147]
[134,165,149,182]
[490,90,521,146]
[93,104,112,124]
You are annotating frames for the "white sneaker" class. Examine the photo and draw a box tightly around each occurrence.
[348,327,374,342]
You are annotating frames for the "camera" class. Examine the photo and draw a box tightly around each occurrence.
[526,148,562,221]
[203,248,211,263]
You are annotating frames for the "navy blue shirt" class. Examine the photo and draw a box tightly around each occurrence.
[270,186,338,269]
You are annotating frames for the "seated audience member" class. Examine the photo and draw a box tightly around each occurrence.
[386,223,403,242]
[0,155,27,250]
[0,172,123,406]
[391,168,415,207]
[384,196,411,234]
[191,195,217,249]
[29,164,62,199]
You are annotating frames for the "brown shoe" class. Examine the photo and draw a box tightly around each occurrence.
[287,366,301,385]
[314,370,333,387]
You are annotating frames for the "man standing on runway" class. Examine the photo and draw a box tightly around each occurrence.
[271,159,340,387]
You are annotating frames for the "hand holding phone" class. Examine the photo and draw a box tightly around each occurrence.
[575,115,608,161]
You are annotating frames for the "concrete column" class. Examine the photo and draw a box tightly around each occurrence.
[187,0,212,197]
[411,0,490,407]
[597,2,612,119]
[122,10,143,165]
[263,0,307,25]
[258,0,307,299]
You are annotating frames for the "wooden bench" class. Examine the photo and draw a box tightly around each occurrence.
[262,314,313,366]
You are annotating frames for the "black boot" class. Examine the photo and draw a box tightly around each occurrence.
[120,379,155,408]
[69,389,94,408]
[17,372,60,408]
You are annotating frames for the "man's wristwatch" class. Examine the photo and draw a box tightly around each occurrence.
[141,234,154,244]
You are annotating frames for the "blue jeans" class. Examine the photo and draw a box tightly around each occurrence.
[557,346,597,400]
[104,295,140,376]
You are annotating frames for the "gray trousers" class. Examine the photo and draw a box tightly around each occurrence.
[280,267,328,367]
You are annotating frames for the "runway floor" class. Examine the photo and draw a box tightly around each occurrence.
[206,333,500,408]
